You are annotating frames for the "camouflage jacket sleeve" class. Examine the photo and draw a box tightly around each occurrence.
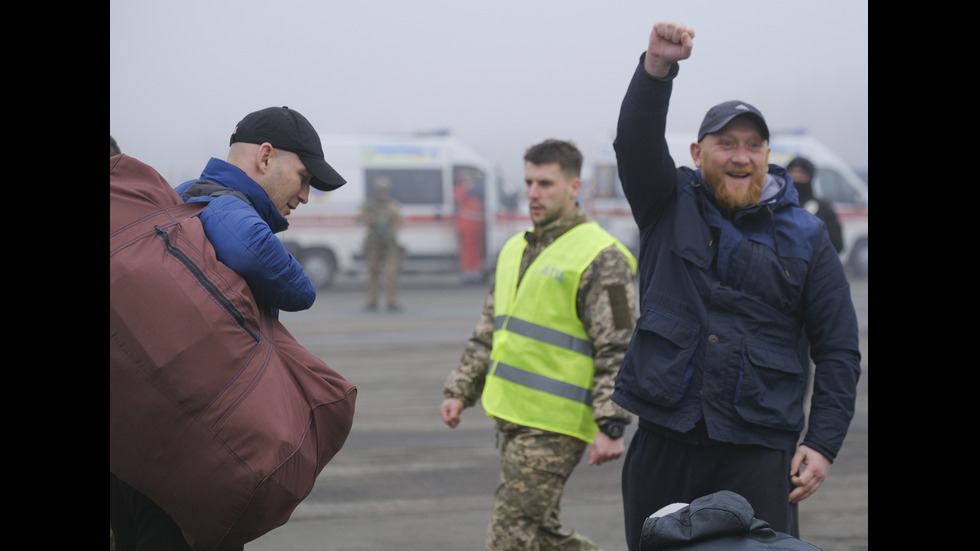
[442,287,495,408]
[579,246,637,426]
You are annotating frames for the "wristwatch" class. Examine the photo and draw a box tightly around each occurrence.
[599,422,625,439]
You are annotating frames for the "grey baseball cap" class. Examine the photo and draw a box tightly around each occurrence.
[697,100,769,142]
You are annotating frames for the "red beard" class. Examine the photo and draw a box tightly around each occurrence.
[709,176,763,211]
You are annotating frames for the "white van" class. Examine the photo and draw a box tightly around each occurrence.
[582,132,868,277]
[280,134,528,288]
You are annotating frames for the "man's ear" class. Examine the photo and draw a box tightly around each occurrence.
[255,143,276,175]
[690,142,702,168]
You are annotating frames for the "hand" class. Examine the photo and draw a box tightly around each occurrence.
[789,445,831,503]
[439,398,464,428]
[644,21,695,78]
[587,431,625,466]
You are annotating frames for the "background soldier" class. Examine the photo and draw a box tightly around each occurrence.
[357,176,403,311]
[439,139,637,551]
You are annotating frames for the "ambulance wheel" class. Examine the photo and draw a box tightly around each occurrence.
[302,249,337,289]
[848,238,868,279]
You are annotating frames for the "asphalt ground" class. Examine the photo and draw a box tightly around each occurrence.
[248,273,868,551]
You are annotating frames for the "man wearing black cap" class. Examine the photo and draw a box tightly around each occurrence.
[174,106,346,313]
[111,107,346,551]
[611,22,861,551]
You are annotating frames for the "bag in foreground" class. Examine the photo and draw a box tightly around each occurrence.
[109,154,357,551]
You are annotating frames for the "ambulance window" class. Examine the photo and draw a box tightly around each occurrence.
[453,166,486,203]
[592,164,623,199]
[816,168,860,205]
[365,168,443,205]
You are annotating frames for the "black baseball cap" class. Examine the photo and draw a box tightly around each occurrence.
[697,100,769,143]
[230,106,346,191]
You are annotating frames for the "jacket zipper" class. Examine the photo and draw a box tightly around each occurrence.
[154,225,260,343]
[763,204,791,278]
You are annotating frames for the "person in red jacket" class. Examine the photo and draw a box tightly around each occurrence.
[454,174,486,283]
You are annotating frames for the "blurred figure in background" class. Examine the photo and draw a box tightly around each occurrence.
[358,176,403,311]
[454,174,486,284]
[787,157,843,253]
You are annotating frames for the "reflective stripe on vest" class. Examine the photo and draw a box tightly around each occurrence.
[493,315,593,358]
[491,361,593,406]
[482,221,635,442]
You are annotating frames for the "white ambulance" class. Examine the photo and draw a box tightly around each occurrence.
[281,134,530,289]
[582,132,868,277]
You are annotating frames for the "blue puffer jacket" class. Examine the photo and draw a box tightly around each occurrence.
[612,56,861,460]
[174,158,316,313]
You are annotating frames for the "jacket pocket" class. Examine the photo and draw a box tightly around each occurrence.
[734,343,805,431]
[623,307,699,408]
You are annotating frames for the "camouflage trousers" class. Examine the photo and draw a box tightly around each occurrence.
[364,243,401,307]
[486,425,602,551]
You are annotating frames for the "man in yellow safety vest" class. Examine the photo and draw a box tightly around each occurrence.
[440,139,637,551]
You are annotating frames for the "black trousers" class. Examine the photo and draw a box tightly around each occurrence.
[110,472,243,551]
[621,423,799,551]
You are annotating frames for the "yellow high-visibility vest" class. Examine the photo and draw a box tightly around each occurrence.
[482,222,636,442]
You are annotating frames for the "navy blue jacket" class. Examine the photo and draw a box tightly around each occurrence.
[175,158,316,313]
[611,56,860,460]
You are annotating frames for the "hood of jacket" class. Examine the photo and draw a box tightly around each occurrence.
[682,164,804,281]
[179,157,289,233]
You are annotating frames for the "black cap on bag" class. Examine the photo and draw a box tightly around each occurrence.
[697,100,770,142]
[230,106,346,191]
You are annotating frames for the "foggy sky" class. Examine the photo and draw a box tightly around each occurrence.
[109,1,868,188]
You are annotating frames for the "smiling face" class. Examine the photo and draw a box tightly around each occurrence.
[524,161,580,228]
[691,116,770,211]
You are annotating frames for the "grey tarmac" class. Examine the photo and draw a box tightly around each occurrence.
[249,273,868,551]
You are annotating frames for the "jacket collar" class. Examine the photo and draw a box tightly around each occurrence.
[523,203,588,247]
[197,158,289,233]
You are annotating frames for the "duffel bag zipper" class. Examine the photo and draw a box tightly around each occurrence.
[155,226,260,343]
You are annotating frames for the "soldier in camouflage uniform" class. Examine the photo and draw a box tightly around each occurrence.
[440,139,637,551]
[357,177,403,311]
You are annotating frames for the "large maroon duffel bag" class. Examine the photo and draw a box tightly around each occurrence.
[109,154,356,551]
